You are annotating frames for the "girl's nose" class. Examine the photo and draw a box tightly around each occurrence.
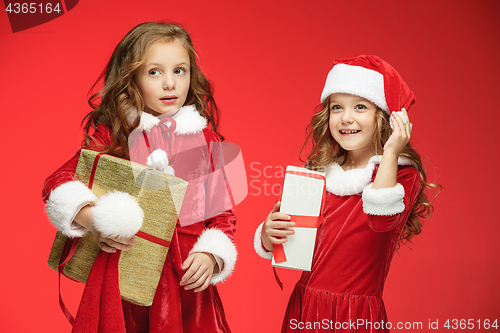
[341,110,354,124]
[163,75,175,90]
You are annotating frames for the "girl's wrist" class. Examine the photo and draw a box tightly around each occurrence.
[261,233,273,252]
[382,150,399,161]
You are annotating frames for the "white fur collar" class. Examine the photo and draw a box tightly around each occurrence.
[128,105,208,135]
[325,155,414,196]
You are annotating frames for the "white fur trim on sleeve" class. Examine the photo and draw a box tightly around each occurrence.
[362,183,405,216]
[254,222,273,260]
[45,181,98,238]
[189,228,237,284]
[91,191,144,238]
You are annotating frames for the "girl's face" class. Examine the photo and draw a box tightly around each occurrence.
[135,39,190,117]
[328,93,378,161]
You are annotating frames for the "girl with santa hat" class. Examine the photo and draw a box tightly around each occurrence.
[255,55,439,332]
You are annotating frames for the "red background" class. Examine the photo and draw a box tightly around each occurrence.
[1,0,499,332]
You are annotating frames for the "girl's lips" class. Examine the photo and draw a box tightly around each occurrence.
[340,129,361,135]
[160,96,177,105]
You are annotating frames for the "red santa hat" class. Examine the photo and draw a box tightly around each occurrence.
[320,55,416,113]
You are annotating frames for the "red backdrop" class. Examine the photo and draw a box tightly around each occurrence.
[1,0,499,332]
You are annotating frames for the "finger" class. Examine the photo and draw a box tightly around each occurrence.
[269,212,291,222]
[391,112,406,134]
[194,276,212,292]
[99,242,117,253]
[267,228,295,237]
[111,235,136,245]
[184,273,206,290]
[104,238,131,251]
[180,265,198,286]
[270,201,281,214]
[181,255,195,271]
[269,236,289,244]
[182,266,204,288]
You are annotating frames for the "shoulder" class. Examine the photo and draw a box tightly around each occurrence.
[84,124,112,150]
[202,127,222,143]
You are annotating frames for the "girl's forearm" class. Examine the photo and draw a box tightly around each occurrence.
[74,205,95,232]
[371,152,398,189]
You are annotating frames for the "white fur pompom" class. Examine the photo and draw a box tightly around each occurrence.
[390,110,409,129]
[146,149,175,176]
[92,191,144,238]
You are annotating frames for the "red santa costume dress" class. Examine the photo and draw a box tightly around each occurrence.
[255,157,420,332]
[254,55,422,332]
[43,105,237,333]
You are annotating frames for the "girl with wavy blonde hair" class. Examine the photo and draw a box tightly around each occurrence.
[43,22,236,332]
[255,55,439,332]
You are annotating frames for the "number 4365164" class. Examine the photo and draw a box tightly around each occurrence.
[444,319,498,330]
[5,3,61,14]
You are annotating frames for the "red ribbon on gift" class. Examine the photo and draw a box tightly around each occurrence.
[272,170,326,264]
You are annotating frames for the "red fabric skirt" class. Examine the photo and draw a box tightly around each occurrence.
[281,282,388,333]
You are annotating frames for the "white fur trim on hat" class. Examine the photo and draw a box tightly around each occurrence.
[254,222,273,260]
[91,191,144,238]
[320,63,389,112]
[45,181,98,238]
[362,183,405,215]
[189,228,237,284]
[146,148,175,176]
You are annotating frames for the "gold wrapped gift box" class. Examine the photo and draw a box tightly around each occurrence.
[47,149,188,306]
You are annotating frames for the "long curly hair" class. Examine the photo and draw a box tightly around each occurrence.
[301,96,440,245]
[82,21,221,159]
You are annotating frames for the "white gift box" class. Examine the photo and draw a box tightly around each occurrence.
[272,166,325,271]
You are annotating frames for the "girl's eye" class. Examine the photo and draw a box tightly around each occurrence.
[149,69,160,76]
[330,105,342,112]
[174,68,186,75]
[355,104,367,110]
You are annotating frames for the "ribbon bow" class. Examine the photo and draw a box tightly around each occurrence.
[143,117,177,158]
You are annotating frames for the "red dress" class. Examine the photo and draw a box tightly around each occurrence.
[43,106,237,333]
[255,157,421,332]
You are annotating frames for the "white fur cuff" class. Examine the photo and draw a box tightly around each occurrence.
[92,191,144,238]
[45,181,98,238]
[362,183,405,216]
[254,222,273,260]
[189,228,237,284]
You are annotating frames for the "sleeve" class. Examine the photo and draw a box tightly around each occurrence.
[362,166,421,232]
[188,130,237,284]
[42,126,110,238]
[253,222,273,260]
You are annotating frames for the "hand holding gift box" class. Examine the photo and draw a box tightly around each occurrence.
[272,166,326,271]
[47,149,188,306]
